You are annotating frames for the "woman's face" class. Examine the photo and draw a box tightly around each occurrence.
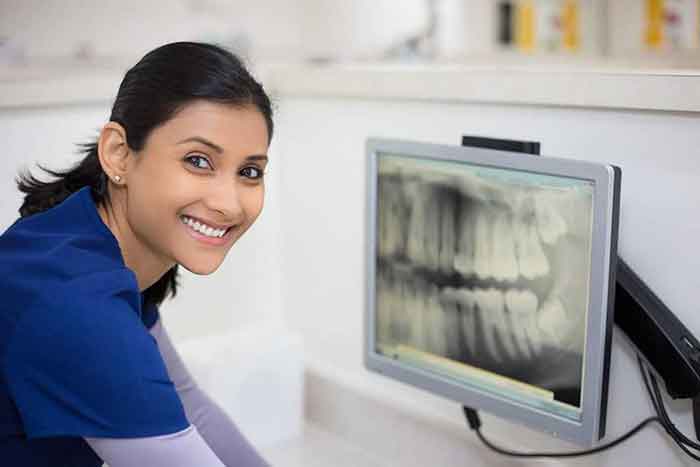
[123,100,269,275]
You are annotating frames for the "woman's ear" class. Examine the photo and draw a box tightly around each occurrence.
[97,122,130,185]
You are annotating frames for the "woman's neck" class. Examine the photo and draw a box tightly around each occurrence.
[97,196,174,291]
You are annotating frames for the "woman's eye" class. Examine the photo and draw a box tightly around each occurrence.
[241,166,264,180]
[185,155,212,170]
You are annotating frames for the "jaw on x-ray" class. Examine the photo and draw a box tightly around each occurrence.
[376,156,594,407]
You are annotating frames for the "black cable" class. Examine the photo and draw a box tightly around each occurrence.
[637,356,700,460]
[637,356,659,413]
[638,356,674,438]
[637,355,700,449]
[655,382,700,448]
[649,368,700,449]
[463,356,700,460]
[637,355,700,462]
[642,379,700,462]
[463,406,661,459]
[473,416,661,458]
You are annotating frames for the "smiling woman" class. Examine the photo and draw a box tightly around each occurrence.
[0,42,273,467]
[97,100,269,281]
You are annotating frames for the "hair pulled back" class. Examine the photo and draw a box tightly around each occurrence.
[16,42,274,308]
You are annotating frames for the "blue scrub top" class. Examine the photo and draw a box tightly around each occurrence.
[0,187,189,466]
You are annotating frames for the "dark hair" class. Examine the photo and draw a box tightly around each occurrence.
[16,42,274,308]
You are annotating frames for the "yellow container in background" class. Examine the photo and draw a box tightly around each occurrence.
[645,0,665,48]
[562,0,580,51]
[516,0,537,51]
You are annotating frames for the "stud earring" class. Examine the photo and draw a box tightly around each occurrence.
[113,175,121,182]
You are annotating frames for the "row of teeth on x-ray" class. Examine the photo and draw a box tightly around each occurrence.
[378,173,569,281]
[376,273,568,365]
[376,165,587,370]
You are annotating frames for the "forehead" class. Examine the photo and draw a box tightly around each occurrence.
[147,100,269,154]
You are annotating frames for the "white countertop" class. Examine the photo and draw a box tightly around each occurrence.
[2,59,700,112]
[261,422,386,467]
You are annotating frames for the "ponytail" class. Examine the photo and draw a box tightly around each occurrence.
[16,142,180,307]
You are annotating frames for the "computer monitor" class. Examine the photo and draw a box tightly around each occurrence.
[365,138,621,447]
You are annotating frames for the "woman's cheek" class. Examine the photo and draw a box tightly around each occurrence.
[250,186,266,218]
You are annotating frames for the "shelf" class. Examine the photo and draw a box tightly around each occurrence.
[259,61,700,113]
[0,60,126,109]
[1,59,700,113]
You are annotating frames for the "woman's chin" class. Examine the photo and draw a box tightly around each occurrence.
[178,257,225,276]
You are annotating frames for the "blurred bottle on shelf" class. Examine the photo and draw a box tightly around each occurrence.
[498,0,585,54]
[515,0,537,51]
[562,0,581,51]
[645,0,665,48]
[537,0,560,51]
[644,0,699,51]
[498,1,515,45]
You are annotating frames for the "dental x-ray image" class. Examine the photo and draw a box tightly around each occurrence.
[375,154,595,408]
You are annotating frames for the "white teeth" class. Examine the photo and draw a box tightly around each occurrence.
[525,317,544,356]
[454,203,476,277]
[406,182,428,268]
[181,216,227,238]
[537,297,568,345]
[378,179,405,258]
[377,275,576,367]
[476,288,519,360]
[504,289,539,314]
[424,285,448,356]
[473,288,518,362]
[405,281,428,351]
[424,190,441,271]
[375,274,392,345]
[535,192,568,245]
[438,192,456,275]
[381,275,403,346]
[443,287,477,356]
[473,207,493,280]
[515,221,550,280]
[439,288,462,359]
[505,289,539,360]
[491,210,519,282]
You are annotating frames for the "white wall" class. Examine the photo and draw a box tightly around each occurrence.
[273,95,700,466]
[0,0,306,62]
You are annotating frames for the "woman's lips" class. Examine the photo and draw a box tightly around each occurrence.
[181,217,235,246]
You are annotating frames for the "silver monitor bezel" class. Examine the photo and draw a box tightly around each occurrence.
[364,137,619,447]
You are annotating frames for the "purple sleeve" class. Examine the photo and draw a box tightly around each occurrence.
[149,319,270,467]
[86,425,224,467]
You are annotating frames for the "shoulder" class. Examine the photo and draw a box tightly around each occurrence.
[0,262,142,349]
[7,273,148,364]
[0,191,187,438]
[0,188,130,334]
[0,188,123,281]
[3,281,187,438]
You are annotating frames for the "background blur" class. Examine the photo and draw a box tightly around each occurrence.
[2,0,700,66]
[2,1,700,466]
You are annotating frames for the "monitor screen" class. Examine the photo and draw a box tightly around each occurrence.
[365,138,620,447]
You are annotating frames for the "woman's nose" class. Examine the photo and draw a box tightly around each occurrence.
[204,181,245,223]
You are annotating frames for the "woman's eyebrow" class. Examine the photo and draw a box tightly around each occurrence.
[246,155,268,162]
[176,138,267,162]
[176,136,223,154]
